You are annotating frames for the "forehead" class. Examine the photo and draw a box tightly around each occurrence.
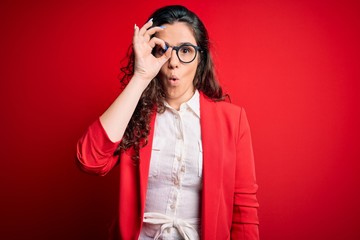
[155,22,197,46]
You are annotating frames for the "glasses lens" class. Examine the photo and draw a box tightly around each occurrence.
[178,45,197,63]
[153,45,166,58]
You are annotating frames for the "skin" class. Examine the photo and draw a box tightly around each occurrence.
[155,22,200,109]
[99,19,199,142]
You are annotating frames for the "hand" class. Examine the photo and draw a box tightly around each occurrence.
[132,19,170,82]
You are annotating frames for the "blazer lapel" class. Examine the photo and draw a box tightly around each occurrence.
[200,93,222,239]
[138,110,157,217]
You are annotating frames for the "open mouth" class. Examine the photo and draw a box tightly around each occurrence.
[169,75,179,81]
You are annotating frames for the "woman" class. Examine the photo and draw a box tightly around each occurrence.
[77,5,259,240]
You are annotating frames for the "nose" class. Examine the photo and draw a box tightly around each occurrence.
[168,47,180,69]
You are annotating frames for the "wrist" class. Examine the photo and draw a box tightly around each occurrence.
[130,75,153,90]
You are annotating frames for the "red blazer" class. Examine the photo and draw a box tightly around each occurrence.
[77,92,259,239]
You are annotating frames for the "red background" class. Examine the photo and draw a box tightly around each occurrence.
[1,0,359,239]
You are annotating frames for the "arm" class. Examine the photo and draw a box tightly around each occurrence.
[76,118,120,176]
[76,20,171,175]
[100,20,170,142]
[231,108,260,239]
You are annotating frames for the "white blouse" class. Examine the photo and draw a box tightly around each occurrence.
[139,90,203,240]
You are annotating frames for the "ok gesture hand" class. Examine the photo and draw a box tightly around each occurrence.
[132,19,170,82]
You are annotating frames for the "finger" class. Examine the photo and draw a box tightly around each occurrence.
[134,24,139,35]
[133,24,140,45]
[145,26,165,37]
[148,37,166,49]
[158,47,172,64]
[163,46,172,59]
[138,18,153,36]
[133,24,139,40]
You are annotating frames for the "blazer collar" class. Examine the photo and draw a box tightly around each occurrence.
[199,92,222,238]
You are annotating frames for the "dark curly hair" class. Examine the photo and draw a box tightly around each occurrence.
[116,5,227,163]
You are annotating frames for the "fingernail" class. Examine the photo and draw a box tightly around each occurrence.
[134,24,137,30]
[159,25,166,29]
[148,18,153,23]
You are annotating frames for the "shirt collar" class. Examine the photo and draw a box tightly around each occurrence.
[164,90,200,118]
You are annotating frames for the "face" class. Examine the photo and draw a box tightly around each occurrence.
[155,22,200,108]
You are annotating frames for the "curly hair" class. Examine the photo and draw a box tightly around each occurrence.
[115,5,227,163]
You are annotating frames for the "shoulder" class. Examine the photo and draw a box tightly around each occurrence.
[215,99,242,112]
[199,92,249,142]
[200,92,243,117]
[199,93,249,139]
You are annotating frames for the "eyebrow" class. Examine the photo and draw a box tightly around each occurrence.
[164,41,196,47]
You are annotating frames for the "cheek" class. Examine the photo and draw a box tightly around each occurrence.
[158,65,167,78]
[191,57,201,74]
[187,57,200,74]
[188,63,199,77]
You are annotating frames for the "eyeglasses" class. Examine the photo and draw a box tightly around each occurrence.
[153,43,202,64]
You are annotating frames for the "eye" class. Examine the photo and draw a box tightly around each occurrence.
[154,45,166,56]
[180,46,193,54]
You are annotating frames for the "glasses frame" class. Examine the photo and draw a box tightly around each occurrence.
[162,43,202,64]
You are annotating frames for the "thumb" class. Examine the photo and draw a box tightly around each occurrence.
[159,47,171,64]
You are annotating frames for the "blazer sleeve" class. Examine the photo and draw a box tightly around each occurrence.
[76,118,120,176]
[231,108,260,239]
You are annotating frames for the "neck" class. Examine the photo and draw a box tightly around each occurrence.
[166,91,195,110]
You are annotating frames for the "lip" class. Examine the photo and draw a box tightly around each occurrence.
[168,74,179,81]
[165,74,180,87]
